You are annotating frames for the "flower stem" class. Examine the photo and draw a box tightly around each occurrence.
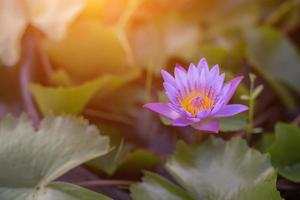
[246,96,255,142]
[20,29,40,126]
[246,74,255,142]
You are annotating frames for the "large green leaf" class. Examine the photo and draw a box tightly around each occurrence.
[131,137,282,200]
[246,27,300,93]
[269,123,300,182]
[256,133,275,154]
[0,115,111,200]
[30,70,140,115]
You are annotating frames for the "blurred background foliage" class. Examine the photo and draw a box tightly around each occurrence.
[0,0,300,199]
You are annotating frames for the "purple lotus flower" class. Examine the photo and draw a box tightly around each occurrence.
[144,58,248,133]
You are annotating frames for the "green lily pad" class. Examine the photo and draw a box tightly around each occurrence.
[131,171,194,200]
[246,27,300,104]
[255,133,275,153]
[269,123,300,182]
[0,115,111,200]
[131,137,282,200]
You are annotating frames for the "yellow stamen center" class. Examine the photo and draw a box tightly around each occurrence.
[180,92,215,117]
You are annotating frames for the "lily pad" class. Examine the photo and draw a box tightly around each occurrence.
[0,115,111,199]
[30,70,140,115]
[131,137,282,200]
[30,78,106,115]
[269,123,300,182]
[246,27,300,93]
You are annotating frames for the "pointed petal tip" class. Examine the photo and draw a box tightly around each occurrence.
[143,102,163,110]
[235,75,244,82]
[188,63,197,68]
[161,69,176,85]
[143,102,162,111]
[240,104,249,111]
[221,75,245,104]
[199,57,207,63]
[212,64,219,69]
[143,103,152,109]
[161,69,169,76]
[214,104,249,118]
[198,57,209,68]
[174,64,186,72]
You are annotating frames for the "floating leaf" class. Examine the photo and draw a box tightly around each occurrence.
[49,69,73,86]
[131,171,194,200]
[46,182,112,200]
[87,139,128,175]
[131,137,282,200]
[30,78,106,115]
[256,133,275,153]
[269,123,300,182]
[0,115,111,200]
[30,70,140,115]
[246,27,300,93]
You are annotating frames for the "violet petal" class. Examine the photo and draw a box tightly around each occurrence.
[172,117,199,127]
[222,76,243,104]
[144,103,180,120]
[214,104,248,118]
[161,70,176,85]
[192,119,220,133]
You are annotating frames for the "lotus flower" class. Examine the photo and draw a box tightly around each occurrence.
[144,58,248,133]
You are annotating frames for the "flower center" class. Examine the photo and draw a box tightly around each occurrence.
[180,92,215,117]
